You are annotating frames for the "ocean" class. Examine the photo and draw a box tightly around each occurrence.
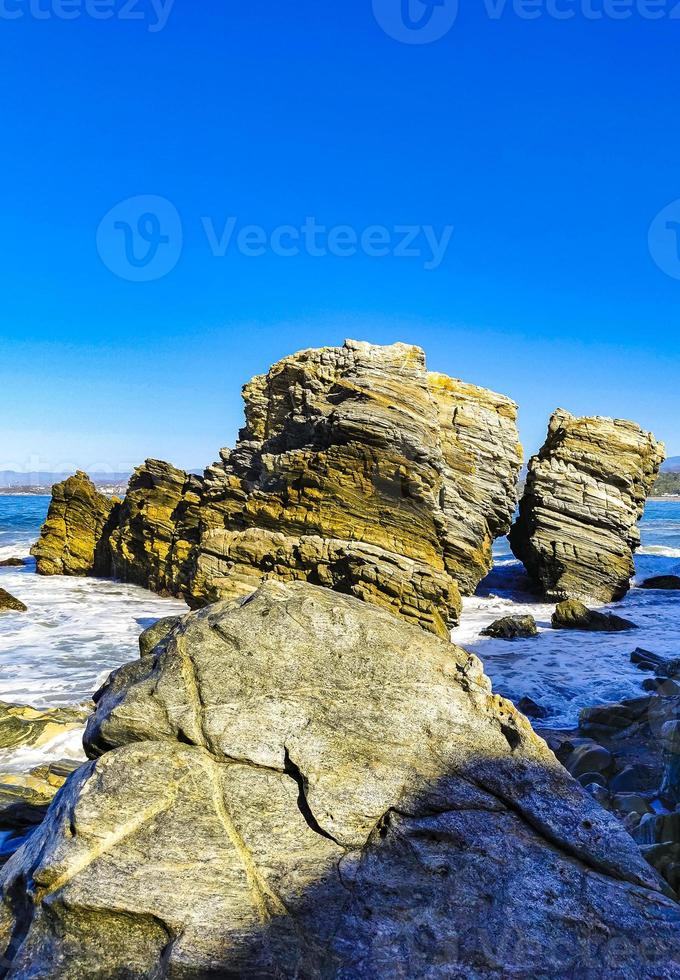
[0,495,678,773]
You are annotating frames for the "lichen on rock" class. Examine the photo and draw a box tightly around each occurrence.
[510,409,665,603]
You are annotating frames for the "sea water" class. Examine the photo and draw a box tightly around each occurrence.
[0,497,678,772]
[0,496,187,772]
[452,500,680,728]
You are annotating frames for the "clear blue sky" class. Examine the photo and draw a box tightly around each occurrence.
[1,0,679,475]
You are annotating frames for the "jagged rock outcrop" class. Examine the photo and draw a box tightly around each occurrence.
[30,341,523,636]
[0,591,26,614]
[2,581,680,978]
[510,409,664,603]
[192,340,522,635]
[107,459,202,597]
[30,471,114,576]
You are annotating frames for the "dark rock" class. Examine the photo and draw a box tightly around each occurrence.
[566,743,613,778]
[640,576,680,591]
[577,771,608,788]
[482,615,538,640]
[612,793,652,817]
[640,843,680,894]
[579,697,652,735]
[0,558,25,568]
[517,696,548,720]
[643,678,680,696]
[552,599,637,633]
[632,647,664,671]
[0,589,26,614]
[585,783,611,807]
[611,764,657,795]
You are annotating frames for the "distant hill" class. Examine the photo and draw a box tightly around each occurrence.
[0,471,131,489]
[662,457,680,473]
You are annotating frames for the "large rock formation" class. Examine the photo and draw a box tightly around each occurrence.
[31,472,114,576]
[30,341,523,636]
[2,582,679,977]
[107,459,203,597]
[510,409,664,603]
[192,340,522,635]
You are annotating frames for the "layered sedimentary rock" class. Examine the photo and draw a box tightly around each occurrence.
[31,471,114,576]
[2,581,679,977]
[29,341,523,635]
[192,340,522,635]
[510,409,664,603]
[107,459,202,597]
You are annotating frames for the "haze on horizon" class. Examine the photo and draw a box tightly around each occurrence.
[2,3,679,472]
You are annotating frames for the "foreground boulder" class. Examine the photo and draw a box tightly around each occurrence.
[0,591,26,614]
[2,582,680,977]
[552,599,637,632]
[31,471,115,576]
[510,409,664,603]
[31,341,523,636]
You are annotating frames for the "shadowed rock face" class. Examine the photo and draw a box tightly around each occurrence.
[192,340,522,635]
[2,582,679,978]
[30,472,114,577]
[30,341,522,636]
[510,409,665,603]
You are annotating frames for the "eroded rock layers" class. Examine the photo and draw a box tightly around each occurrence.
[510,409,664,603]
[1,582,679,978]
[192,340,522,635]
[31,472,114,576]
[31,341,523,635]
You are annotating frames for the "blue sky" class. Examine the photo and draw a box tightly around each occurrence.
[1,0,679,474]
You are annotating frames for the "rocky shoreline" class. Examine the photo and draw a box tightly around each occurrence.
[1,339,676,976]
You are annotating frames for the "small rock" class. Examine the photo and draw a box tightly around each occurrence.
[579,697,651,735]
[640,576,680,591]
[552,600,637,632]
[611,764,656,795]
[585,783,611,807]
[631,647,664,671]
[0,558,25,568]
[517,696,548,720]
[612,793,651,817]
[481,615,538,640]
[566,744,613,778]
[642,677,680,695]
[577,771,608,788]
[0,589,27,614]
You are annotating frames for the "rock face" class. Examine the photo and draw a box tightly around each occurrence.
[2,581,680,978]
[510,409,664,603]
[107,459,203,597]
[192,340,522,635]
[31,472,115,576]
[29,341,523,636]
[0,591,26,614]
